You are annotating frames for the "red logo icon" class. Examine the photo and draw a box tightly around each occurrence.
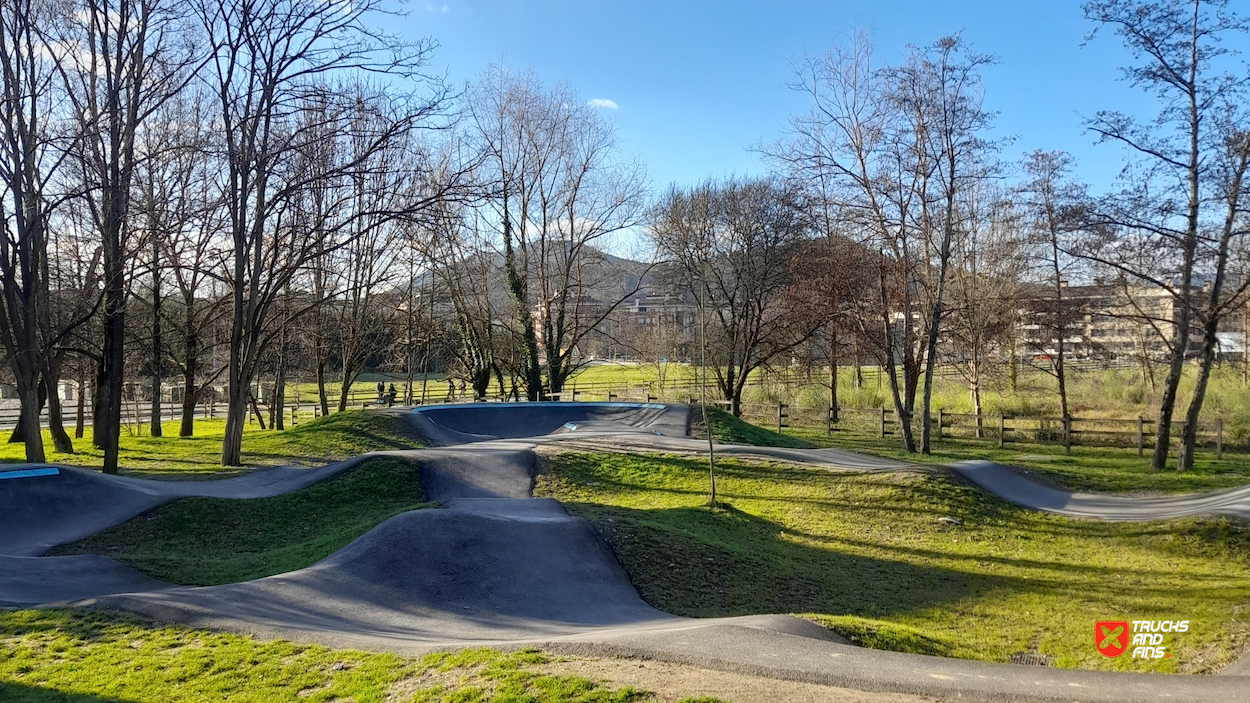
[1095,621,1128,657]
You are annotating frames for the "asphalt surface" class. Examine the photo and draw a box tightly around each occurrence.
[2,401,1248,702]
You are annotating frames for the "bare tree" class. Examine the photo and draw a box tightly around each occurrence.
[946,187,1029,431]
[782,31,997,452]
[1019,150,1090,421]
[134,87,226,437]
[890,36,998,455]
[0,0,72,461]
[192,0,444,465]
[53,0,192,471]
[1081,0,1250,469]
[650,178,818,415]
[468,64,647,400]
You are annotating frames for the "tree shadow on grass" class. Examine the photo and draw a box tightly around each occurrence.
[573,502,984,620]
[0,682,139,703]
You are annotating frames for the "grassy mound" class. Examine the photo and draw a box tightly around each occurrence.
[52,457,429,585]
[0,410,424,478]
[692,405,815,449]
[0,609,651,703]
[536,452,1250,673]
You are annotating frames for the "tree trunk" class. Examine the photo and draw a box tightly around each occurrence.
[9,378,46,453]
[1152,318,1190,470]
[274,367,287,431]
[501,204,543,401]
[919,203,956,455]
[180,385,198,437]
[92,358,106,449]
[337,364,354,412]
[150,235,163,437]
[45,375,72,454]
[75,376,86,439]
[1178,328,1217,472]
[179,321,199,437]
[316,356,330,416]
[971,371,983,439]
[879,270,915,452]
[15,383,44,462]
[221,384,245,466]
[829,327,839,422]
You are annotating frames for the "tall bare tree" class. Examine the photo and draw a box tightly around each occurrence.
[1081,0,1250,469]
[650,178,818,415]
[192,0,444,465]
[0,0,69,461]
[1019,150,1090,421]
[55,0,191,472]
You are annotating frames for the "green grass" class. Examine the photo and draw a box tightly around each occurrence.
[695,406,815,449]
[0,410,423,478]
[51,457,429,585]
[536,452,1250,673]
[0,609,652,703]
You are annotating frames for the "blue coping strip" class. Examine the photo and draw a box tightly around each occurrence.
[0,467,60,480]
[413,401,666,414]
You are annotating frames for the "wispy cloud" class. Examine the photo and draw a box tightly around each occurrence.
[422,3,450,12]
[587,98,619,110]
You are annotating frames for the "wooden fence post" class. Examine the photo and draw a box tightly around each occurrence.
[826,406,832,436]
[880,407,887,438]
[1217,417,1224,459]
[777,402,784,433]
[1063,416,1071,455]
[291,406,297,426]
[1136,416,1144,457]
[998,412,1005,449]
[936,408,943,440]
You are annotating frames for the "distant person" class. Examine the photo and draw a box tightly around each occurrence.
[447,379,455,400]
[376,381,385,404]
[458,379,466,398]
[386,384,398,407]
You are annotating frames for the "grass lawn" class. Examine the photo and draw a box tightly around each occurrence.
[0,609,651,703]
[536,451,1250,673]
[51,457,429,585]
[0,410,423,478]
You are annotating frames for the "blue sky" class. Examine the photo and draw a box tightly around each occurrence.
[395,0,1236,195]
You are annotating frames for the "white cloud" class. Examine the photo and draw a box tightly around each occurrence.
[587,98,619,110]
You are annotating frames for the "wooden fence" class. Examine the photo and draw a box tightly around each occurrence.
[723,401,1230,456]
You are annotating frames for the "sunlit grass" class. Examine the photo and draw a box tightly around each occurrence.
[0,609,651,703]
[51,457,429,585]
[0,410,423,478]
[537,451,1250,673]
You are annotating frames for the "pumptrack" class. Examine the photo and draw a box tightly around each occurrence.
[1,401,1248,702]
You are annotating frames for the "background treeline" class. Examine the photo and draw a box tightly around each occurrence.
[649,1,1250,473]
[0,0,1246,472]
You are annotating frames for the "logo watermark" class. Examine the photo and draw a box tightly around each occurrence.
[1096,620,1188,659]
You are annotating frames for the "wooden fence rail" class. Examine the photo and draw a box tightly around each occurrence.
[726,401,1229,456]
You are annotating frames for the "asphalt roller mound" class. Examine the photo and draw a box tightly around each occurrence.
[407,401,689,445]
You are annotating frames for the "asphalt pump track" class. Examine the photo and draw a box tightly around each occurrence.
[1,401,1248,702]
